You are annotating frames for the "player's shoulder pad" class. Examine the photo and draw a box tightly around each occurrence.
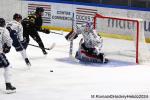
[28,14,36,19]
[27,14,36,23]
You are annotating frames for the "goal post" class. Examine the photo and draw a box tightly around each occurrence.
[93,13,150,64]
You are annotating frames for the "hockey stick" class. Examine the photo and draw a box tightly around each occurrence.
[50,31,64,35]
[69,13,75,57]
[28,43,55,50]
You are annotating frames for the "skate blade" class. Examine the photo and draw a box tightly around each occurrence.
[103,58,109,64]
[26,63,31,69]
[27,63,31,67]
[5,90,16,94]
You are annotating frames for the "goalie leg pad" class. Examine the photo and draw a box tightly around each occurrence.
[75,51,108,63]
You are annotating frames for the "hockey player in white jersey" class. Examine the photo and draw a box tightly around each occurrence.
[0,18,16,93]
[65,22,108,63]
[6,13,31,66]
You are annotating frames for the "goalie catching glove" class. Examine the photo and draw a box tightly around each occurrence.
[65,30,78,41]
[3,43,11,53]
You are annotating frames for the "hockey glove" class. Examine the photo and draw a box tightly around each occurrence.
[42,28,50,34]
[3,43,11,53]
[6,27,12,33]
[65,30,78,41]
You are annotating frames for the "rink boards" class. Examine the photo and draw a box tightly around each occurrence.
[0,0,150,41]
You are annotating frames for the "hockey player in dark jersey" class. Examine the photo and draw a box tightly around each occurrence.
[0,18,16,93]
[22,7,50,55]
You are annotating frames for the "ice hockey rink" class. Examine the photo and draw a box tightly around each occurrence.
[0,31,150,100]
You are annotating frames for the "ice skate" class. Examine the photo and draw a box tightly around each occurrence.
[42,49,48,55]
[5,83,16,94]
[25,58,31,66]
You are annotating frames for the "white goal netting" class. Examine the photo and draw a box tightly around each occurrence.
[94,13,150,64]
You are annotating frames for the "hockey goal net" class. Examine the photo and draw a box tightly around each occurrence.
[94,13,150,64]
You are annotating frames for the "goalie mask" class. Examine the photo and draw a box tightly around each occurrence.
[82,22,93,32]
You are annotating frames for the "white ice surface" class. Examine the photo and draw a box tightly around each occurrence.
[0,31,150,100]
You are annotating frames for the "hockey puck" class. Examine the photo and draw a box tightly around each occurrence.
[50,70,53,72]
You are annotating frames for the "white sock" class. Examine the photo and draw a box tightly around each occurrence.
[4,65,11,83]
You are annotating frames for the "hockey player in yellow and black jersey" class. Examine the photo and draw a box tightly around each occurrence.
[22,7,50,55]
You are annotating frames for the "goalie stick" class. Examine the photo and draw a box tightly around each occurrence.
[28,43,55,50]
[69,12,75,57]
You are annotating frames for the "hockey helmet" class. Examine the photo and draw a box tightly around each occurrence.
[0,18,5,27]
[13,13,22,20]
[35,7,44,14]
